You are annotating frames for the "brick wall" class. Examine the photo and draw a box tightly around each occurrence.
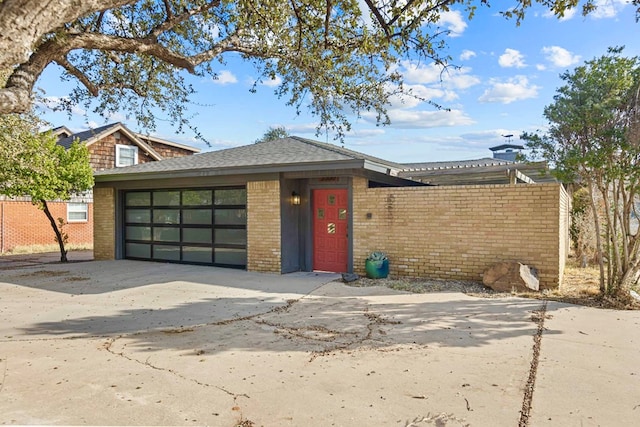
[0,200,93,253]
[558,185,570,284]
[247,180,281,272]
[352,177,567,289]
[93,187,116,260]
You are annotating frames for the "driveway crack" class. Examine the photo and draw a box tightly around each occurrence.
[519,301,548,427]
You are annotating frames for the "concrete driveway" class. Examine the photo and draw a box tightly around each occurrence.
[0,254,639,426]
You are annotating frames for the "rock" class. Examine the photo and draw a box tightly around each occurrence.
[483,261,540,292]
[341,273,359,283]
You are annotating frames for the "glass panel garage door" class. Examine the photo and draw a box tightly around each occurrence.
[124,187,247,268]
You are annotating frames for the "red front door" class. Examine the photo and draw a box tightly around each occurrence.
[313,189,348,272]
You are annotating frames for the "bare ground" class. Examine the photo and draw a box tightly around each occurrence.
[346,262,640,310]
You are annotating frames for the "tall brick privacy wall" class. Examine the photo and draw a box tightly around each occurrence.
[352,177,567,289]
[558,185,570,283]
[93,187,116,260]
[0,200,93,253]
[247,180,281,272]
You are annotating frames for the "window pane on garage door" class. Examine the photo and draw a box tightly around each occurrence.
[124,187,246,268]
[154,245,181,261]
[183,209,212,224]
[215,209,246,225]
[126,243,151,258]
[215,248,247,266]
[183,190,212,205]
[184,228,212,244]
[183,246,212,263]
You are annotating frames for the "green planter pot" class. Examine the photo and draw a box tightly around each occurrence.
[365,259,389,279]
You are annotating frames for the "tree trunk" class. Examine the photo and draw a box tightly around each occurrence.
[0,0,133,70]
[587,180,606,293]
[40,199,68,262]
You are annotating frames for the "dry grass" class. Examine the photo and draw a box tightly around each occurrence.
[518,260,640,310]
[0,243,92,256]
[349,259,640,310]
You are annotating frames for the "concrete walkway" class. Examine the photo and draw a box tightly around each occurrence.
[0,255,638,426]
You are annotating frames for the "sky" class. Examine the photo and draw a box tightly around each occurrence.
[35,1,640,163]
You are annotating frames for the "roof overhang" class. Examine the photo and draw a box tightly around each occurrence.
[83,123,163,161]
[135,133,201,153]
[94,158,384,183]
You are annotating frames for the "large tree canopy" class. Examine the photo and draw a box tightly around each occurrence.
[0,0,638,136]
[523,47,640,296]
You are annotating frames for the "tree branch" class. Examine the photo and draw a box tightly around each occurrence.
[150,0,221,38]
[0,0,135,70]
[363,0,391,36]
[55,56,99,96]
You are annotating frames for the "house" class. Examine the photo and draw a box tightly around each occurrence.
[399,146,555,186]
[93,136,569,288]
[0,123,199,253]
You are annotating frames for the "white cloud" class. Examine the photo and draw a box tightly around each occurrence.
[460,50,477,61]
[542,46,581,67]
[498,48,526,68]
[479,76,540,104]
[544,7,577,21]
[536,64,547,71]
[459,129,522,143]
[357,0,375,29]
[285,123,318,134]
[400,61,480,89]
[38,96,86,116]
[592,0,628,18]
[401,61,441,84]
[105,111,126,122]
[363,109,475,129]
[213,70,237,85]
[446,72,482,90]
[438,10,467,37]
[345,129,386,139]
[262,75,282,87]
[389,85,446,109]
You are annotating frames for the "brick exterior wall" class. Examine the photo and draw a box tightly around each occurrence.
[558,185,570,283]
[93,187,116,260]
[247,180,281,272]
[0,200,93,253]
[352,177,567,289]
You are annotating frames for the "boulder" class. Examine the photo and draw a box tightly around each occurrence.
[341,272,359,283]
[483,261,540,292]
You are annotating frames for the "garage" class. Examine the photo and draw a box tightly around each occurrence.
[123,187,247,268]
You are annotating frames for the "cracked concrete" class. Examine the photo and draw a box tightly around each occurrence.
[1,256,640,426]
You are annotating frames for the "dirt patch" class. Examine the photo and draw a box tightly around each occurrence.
[347,266,640,310]
[17,270,69,278]
[347,277,493,294]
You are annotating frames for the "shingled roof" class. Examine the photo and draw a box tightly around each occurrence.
[54,122,200,159]
[94,136,403,181]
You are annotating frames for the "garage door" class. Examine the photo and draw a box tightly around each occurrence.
[123,187,247,268]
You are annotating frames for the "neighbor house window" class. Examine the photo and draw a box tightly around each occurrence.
[67,203,88,222]
[115,144,138,167]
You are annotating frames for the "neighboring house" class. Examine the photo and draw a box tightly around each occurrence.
[93,136,569,289]
[400,145,556,186]
[0,123,199,253]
